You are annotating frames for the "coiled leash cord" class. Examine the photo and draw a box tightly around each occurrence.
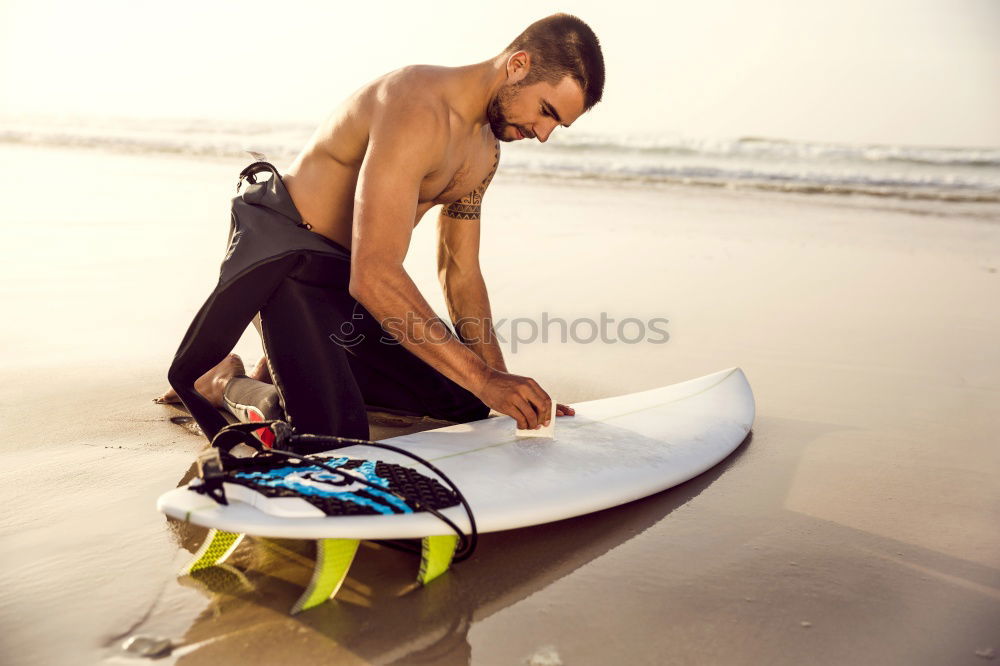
[193,420,478,562]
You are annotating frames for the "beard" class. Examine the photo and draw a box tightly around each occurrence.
[486,82,525,142]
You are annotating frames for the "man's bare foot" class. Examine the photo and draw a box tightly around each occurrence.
[154,354,246,408]
[250,356,272,384]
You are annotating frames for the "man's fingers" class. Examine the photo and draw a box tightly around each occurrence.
[533,397,552,428]
[538,395,553,426]
[521,396,540,429]
[520,382,552,427]
[516,394,544,429]
[482,372,560,430]
[510,389,538,429]
[506,399,531,430]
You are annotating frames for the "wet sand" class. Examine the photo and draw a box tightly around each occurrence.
[0,144,997,665]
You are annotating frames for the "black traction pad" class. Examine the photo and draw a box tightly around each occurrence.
[220,456,460,517]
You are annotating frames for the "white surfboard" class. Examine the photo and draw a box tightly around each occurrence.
[158,367,754,612]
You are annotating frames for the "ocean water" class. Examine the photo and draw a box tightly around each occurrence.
[3,115,999,203]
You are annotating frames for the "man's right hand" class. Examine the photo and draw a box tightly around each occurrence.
[476,369,553,430]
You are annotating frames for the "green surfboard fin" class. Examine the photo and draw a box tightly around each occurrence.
[180,529,245,575]
[417,534,459,585]
[290,538,360,614]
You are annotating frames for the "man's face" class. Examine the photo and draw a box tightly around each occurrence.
[487,75,586,143]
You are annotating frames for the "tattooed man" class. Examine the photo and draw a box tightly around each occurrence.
[159,14,604,436]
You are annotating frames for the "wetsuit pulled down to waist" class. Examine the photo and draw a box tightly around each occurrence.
[167,161,488,444]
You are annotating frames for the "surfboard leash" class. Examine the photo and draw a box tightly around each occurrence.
[190,420,479,562]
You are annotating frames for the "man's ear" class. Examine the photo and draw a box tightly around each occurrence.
[505,50,531,84]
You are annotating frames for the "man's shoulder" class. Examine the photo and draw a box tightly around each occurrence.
[361,67,454,167]
[372,66,450,125]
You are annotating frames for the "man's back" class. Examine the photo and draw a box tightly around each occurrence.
[282,65,500,250]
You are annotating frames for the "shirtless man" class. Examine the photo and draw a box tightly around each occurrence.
[158,14,604,437]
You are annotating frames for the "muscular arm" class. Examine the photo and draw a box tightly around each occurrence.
[437,141,507,372]
[438,143,574,420]
[351,96,552,428]
[348,98,490,396]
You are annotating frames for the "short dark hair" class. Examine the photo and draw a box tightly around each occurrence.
[505,14,605,110]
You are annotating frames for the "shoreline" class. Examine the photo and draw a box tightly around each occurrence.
[4,117,999,205]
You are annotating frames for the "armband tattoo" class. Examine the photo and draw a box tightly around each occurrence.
[443,141,499,221]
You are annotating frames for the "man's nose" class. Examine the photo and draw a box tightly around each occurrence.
[536,120,556,143]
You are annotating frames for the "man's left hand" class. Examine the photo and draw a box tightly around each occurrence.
[556,403,575,417]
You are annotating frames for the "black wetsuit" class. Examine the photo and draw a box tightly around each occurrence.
[167,162,489,443]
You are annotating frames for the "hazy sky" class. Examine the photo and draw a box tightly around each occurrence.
[2,0,998,147]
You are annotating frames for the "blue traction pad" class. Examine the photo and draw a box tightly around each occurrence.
[224,457,459,517]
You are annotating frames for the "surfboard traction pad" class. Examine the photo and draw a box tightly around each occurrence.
[177,456,463,614]
[221,457,460,517]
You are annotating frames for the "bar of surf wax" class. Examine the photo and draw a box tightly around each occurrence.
[516,401,557,438]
